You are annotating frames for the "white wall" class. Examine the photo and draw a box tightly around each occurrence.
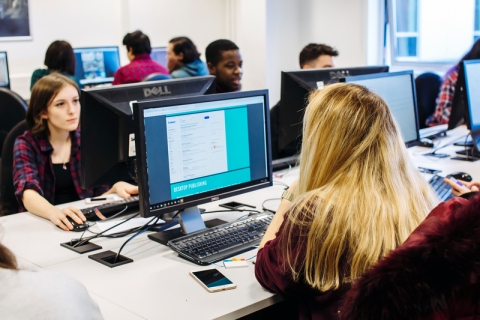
[419,0,474,62]
[4,0,378,103]
[300,0,369,68]
[4,0,228,99]
[265,0,303,106]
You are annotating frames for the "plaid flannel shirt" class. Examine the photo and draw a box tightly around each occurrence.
[13,129,109,212]
[112,53,169,85]
[426,68,458,126]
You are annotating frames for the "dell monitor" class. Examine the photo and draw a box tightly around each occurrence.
[73,46,120,87]
[80,76,216,189]
[0,52,10,89]
[463,60,480,153]
[342,70,421,146]
[277,66,389,160]
[447,60,480,131]
[133,90,272,244]
[151,47,168,68]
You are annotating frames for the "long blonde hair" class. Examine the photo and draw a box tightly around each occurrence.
[282,83,438,291]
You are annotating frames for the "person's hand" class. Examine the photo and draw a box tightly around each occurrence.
[112,182,139,199]
[48,206,86,231]
[444,178,479,197]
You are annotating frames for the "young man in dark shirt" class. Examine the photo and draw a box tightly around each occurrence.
[113,30,169,85]
[205,39,243,93]
[271,43,339,159]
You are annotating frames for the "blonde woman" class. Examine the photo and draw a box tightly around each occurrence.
[255,83,438,319]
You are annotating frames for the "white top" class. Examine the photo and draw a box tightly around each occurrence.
[0,268,103,320]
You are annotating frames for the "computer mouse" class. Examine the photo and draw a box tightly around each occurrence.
[419,138,434,148]
[446,172,473,182]
[66,216,89,232]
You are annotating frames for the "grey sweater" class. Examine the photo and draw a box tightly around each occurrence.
[0,268,103,320]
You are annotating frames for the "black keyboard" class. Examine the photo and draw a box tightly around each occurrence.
[168,212,274,265]
[429,175,453,201]
[81,196,139,220]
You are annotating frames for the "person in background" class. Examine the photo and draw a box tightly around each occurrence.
[167,37,208,78]
[426,38,480,126]
[205,39,242,93]
[299,43,339,69]
[0,235,104,319]
[30,40,78,90]
[112,30,169,85]
[13,74,138,231]
[255,83,438,319]
[270,43,339,159]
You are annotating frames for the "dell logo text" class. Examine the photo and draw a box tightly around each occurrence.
[143,86,172,97]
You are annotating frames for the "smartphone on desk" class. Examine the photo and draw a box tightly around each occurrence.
[190,269,236,293]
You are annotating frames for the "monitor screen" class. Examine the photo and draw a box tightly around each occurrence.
[134,90,272,218]
[277,66,389,160]
[151,47,167,68]
[80,76,216,188]
[73,46,120,86]
[464,60,480,131]
[0,51,10,89]
[343,70,420,145]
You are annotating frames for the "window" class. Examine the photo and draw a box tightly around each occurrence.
[393,0,418,58]
[388,0,478,64]
[475,0,480,41]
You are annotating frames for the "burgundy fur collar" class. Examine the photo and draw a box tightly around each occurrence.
[339,195,480,319]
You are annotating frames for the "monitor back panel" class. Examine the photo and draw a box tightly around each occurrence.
[80,76,216,188]
[278,66,389,156]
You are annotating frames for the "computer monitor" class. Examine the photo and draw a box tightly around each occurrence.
[0,51,10,89]
[342,70,421,146]
[277,66,389,160]
[73,46,120,87]
[464,60,480,150]
[448,61,480,131]
[80,75,216,189]
[151,47,168,68]
[133,90,272,244]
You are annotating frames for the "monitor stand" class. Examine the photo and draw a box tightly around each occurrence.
[453,130,480,161]
[148,206,226,245]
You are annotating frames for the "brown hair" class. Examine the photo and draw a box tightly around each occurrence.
[169,37,201,64]
[299,43,339,68]
[0,233,17,270]
[44,40,76,76]
[27,73,80,137]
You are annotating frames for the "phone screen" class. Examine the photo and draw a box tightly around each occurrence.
[192,269,233,288]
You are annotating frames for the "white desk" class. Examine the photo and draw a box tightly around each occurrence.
[1,126,479,320]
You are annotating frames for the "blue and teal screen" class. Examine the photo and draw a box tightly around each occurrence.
[142,96,268,209]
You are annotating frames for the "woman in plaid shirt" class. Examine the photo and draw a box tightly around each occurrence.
[13,74,138,231]
[426,39,480,126]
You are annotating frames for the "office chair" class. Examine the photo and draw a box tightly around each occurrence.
[415,72,442,129]
[0,88,28,154]
[0,120,27,216]
[339,196,480,319]
[142,73,173,82]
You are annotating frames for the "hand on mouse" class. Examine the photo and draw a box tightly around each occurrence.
[48,206,86,231]
[444,178,479,197]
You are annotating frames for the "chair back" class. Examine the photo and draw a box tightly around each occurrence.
[0,120,28,216]
[415,72,442,129]
[142,73,173,82]
[0,88,27,153]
